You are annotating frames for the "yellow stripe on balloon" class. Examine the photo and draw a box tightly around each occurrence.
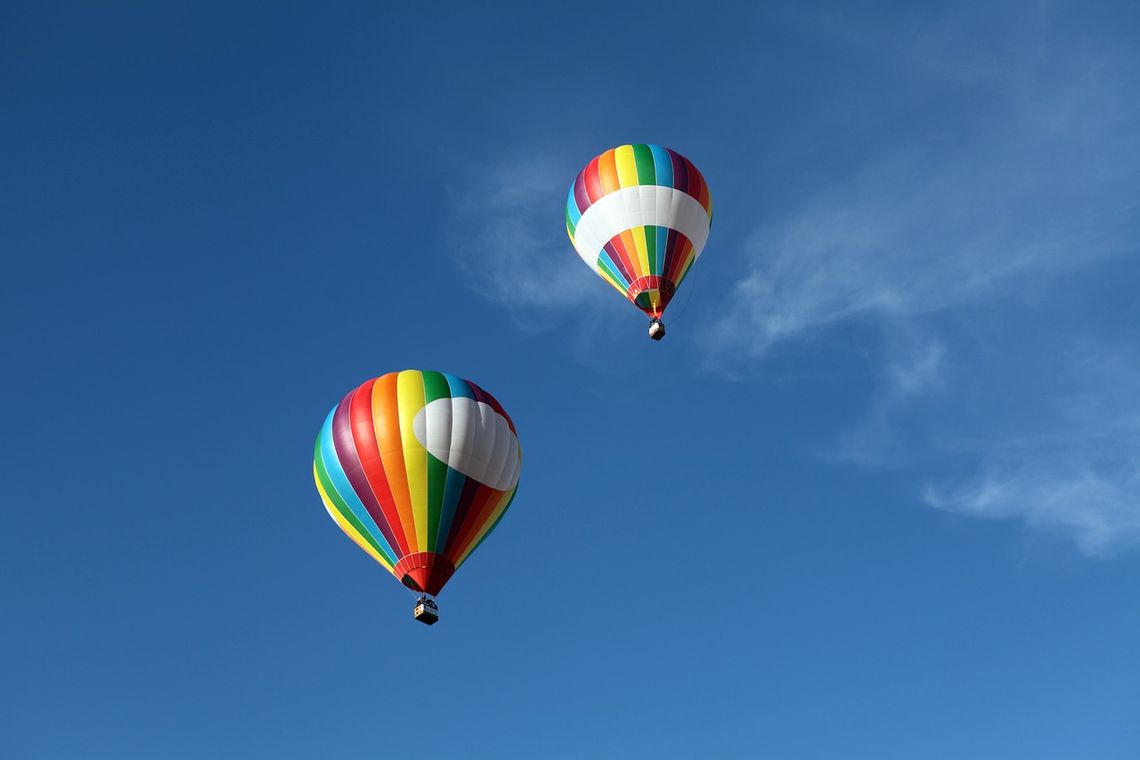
[599,268,627,295]
[397,369,429,552]
[618,228,648,279]
[614,145,638,189]
[315,466,395,573]
[631,225,650,276]
[372,375,417,551]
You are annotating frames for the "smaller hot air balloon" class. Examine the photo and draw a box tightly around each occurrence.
[313,370,522,625]
[566,144,713,340]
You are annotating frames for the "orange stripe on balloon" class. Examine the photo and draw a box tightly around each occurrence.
[373,374,417,552]
[597,149,620,195]
[618,229,645,277]
[605,237,637,287]
[676,242,697,284]
[350,378,409,556]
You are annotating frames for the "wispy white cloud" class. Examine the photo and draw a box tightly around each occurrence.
[837,337,1140,556]
[921,346,1140,556]
[829,337,947,466]
[448,157,603,328]
[716,5,1140,555]
[706,6,1140,363]
[886,341,945,398]
[924,467,1140,557]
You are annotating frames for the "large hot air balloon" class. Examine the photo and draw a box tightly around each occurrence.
[313,370,521,625]
[566,144,713,340]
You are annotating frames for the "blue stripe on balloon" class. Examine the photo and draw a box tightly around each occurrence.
[443,373,474,400]
[319,408,398,564]
[649,144,673,189]
[597,252,630,288]
[566,185,582,229]
[433,463,468,555]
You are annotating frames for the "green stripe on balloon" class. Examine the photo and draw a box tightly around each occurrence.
[421,371,450,553]
[652,223,661,276]
[314,439,395,565]
[632,143,655,185]
[597,256,627,288]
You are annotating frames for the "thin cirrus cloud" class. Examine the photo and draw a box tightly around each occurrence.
[707,7,1139,362]
[830,337,1140,557]
[827,339,949,468]
[706,8,1140,556]
[921,345,1140,557]
[448,158,602,323]
[706,106,1137,361]
[924,464,1140,558]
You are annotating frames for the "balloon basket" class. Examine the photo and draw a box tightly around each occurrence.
[413,596,439,625]
[648,319,666,341]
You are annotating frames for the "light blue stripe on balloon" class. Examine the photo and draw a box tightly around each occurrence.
[649,144,673,189]
[319,408,398,564]
[597,252,629,288]
[443,373,474,399]
[566,185,582,227]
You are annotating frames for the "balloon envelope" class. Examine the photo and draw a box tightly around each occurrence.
[566,144,712,318]
[313,370,521,596]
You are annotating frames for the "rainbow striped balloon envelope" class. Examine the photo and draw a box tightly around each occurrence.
[566,144,712,321]
[313,370,521,598]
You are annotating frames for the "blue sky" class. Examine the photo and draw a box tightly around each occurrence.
[3,1,1140,757]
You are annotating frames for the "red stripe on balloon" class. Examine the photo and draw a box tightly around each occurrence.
[445,483,500,563]
[441,477,487,560]
[666,232,693,284]
[573,169,590,215]
[607,233,640,285]
[349,378,410,556]
[686,156,708,210]
[331,390,403,556]
[603,239,636,285]
[584,156,605,205]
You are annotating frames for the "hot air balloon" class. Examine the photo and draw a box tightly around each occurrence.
[566,144,713,340]
[313,370,521,625]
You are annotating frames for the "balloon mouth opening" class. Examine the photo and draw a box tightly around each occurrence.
[395,552,456,596]
[628,276,676,317]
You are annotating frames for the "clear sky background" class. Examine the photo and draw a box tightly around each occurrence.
[4,2,1140,758]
